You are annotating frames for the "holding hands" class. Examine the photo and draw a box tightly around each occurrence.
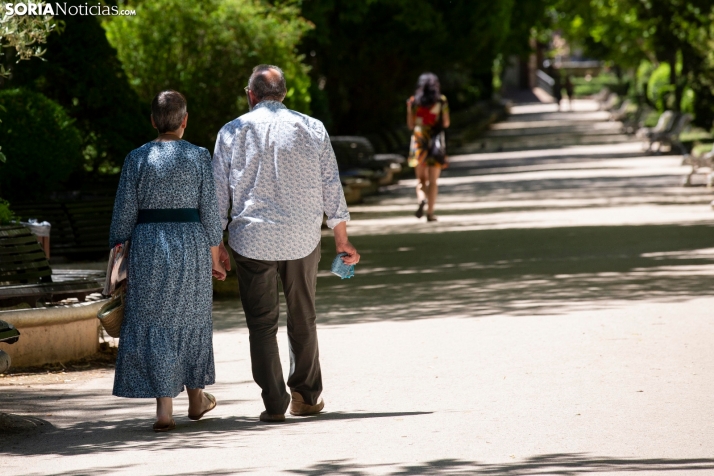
[211,244,231,281]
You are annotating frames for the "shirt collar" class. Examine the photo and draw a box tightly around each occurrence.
[253,100,287,111]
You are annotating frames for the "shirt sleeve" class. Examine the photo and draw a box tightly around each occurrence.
[212,126,232,231]
[318,127,350,229]
[108,153,138,248]
[199,149,223,247]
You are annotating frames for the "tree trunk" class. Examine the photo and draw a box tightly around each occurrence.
[669,50,680,112]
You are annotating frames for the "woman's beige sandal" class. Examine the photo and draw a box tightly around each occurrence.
[153,419,176,432]
[188,393,217,421]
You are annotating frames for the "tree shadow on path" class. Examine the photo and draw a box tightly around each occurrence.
[213,223,714,330]
[0,410,431,457]
[289,454,714,475]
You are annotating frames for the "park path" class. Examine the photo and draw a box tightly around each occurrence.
[3,99,714,475]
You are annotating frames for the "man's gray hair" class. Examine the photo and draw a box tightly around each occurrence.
[151,90,187,133]
[249,65,287,102]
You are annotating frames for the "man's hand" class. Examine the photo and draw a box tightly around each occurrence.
[218,241,231,271]
[336,240,360,265]
[333,221,359,265]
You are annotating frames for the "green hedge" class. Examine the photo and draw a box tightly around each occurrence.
[0,89,83,200]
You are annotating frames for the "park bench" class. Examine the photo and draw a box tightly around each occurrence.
[11,199,115,260]
[682,143,714,187]
[621,103,652,135]
[639,112,691,154]
[592,88,610,104]
[636,110,676,144]
[600,93,619,112]
[0,225,103,308]
[330,136,406,203]
[609,99,632,122]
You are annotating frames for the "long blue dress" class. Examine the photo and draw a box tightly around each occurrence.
[109,140,223,398]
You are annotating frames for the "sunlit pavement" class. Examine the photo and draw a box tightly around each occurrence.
[3,99,714,475]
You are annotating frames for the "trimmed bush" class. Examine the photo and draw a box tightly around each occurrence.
[0,89,83,201]
[0,199,16,224]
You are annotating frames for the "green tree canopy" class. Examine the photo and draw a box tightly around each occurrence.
[550,0,714,126]
[0,89,83,201]
[103,0,313,149]
[11,2,153,175]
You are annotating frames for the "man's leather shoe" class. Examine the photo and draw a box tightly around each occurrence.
[259,411,285,422]
[290,391,325,416]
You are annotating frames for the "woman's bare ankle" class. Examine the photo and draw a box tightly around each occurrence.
[156,397,173,423]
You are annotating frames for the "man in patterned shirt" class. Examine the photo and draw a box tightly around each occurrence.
[213,64,360,422]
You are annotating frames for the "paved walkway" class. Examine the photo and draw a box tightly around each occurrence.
[3,100,714,475]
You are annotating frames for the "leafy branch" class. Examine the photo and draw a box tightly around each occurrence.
[0,11,61,77]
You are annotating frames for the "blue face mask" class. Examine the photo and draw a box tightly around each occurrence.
[331,253,355,279]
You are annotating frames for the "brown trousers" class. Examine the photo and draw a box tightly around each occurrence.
[232,244,322,414]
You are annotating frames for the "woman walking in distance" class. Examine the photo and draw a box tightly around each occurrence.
[109,90,227,432]
[407,73,450,221]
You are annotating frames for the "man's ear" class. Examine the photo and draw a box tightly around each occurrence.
[181,113,188,129]
[150,114,157,130]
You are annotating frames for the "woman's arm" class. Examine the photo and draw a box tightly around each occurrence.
[108,154,138,248]
[406,97,415,130]
[442,97,451,129]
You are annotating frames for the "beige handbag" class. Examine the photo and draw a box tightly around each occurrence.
[98,241,129,338]
[97,288,125,338]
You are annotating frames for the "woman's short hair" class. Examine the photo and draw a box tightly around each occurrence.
[151,90,187,133]
[249,65,287,101]
[414,73,441,107]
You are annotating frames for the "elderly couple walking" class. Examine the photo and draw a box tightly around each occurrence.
[108,65,360,432]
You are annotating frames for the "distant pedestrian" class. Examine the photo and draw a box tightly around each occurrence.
[213,65,360,422]
[407,72,450,222]
[109,90,226,432]
[564,75,575,110]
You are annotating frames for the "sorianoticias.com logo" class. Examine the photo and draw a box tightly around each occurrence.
[4,2,137,16]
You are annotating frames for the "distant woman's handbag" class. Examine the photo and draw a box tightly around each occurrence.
[428,99,448,166]
[98,241,130,338]
[429,130,447,164]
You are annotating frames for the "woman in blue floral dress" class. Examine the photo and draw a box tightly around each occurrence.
[109,90,228,432]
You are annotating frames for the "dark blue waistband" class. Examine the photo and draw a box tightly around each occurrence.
[137,208,200,224]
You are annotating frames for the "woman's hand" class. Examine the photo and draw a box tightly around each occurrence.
[210,245,227,280]
[212,261,227,281]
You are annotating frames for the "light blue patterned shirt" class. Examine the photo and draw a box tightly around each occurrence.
[213,100,350,261]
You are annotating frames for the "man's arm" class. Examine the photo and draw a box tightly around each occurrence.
[212,126,233,271]
[318,127,359,264]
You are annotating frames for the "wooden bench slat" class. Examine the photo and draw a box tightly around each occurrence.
[0,253,48,265]
[0,245,45,256]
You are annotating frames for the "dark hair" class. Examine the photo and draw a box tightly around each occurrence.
[249,64,287,101]
[151,90,187,133]
[414,73,441,107]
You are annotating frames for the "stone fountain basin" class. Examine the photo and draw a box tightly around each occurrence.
[0,300,108,368]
